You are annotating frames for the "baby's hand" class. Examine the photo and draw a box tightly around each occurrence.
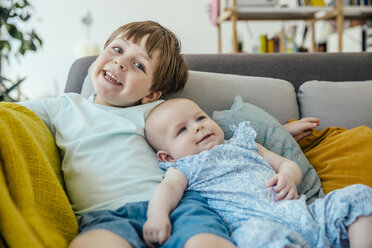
[143,214,172,248]
[266,172,298,201]
[283,117,320,142]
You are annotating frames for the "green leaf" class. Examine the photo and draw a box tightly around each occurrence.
[0,7,11,22]
[30,40,37,51]
[20,12,31,21]
[7,24,24,41]
[15,0,30,9]
[0,40,11,51]
[0,0,43,66]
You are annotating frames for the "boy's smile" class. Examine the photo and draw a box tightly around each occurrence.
[91,35,161,107]
[103,70,123,86]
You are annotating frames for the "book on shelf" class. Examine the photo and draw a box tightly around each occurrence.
[298,0,324,6]
[260,35,267,53]
[347,0,371,5]
[258,33,294,53]
[300,0,372,5]
[310,0,326,6]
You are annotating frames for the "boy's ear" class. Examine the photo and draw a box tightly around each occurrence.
[157,151,175,163]
[141,91,162,104]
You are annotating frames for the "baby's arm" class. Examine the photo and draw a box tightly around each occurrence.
[257,143,302,201]
[283,117,320,141]
[143,167,188,248]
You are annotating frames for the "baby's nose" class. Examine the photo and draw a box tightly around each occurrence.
[194,123,203,133]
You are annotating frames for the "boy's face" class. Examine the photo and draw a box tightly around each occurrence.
[148,99,224,162]
[91,35,161,107]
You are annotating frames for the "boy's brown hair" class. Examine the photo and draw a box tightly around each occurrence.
[105,21,188,96]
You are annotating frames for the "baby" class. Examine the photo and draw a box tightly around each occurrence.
[144,98,372,248]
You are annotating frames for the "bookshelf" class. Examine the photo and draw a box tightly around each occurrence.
[216,0,372,52]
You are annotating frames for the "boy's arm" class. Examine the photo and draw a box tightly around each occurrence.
[18,98,55,133]
[283,117,320,141]
[143,167,188,248]
[256,143,302,201]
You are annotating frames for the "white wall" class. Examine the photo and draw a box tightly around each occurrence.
[6,0,334,99]
[7,0,214,99]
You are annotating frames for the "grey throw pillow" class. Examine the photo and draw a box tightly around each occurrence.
[298,80,372,130]
[213,95,324,204]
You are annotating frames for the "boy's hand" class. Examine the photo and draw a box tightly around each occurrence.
[266,171,298,201]
[143,214,172,248]
[283,117,320,142]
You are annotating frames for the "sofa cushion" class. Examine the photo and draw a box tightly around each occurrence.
[165,71,300,125]
[298,80,372,130]
[298,125,372,194]
[212,95,324,204]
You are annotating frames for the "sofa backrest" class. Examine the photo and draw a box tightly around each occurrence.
[183,53,372,93]
[65,53,372,129]
[65,53,372,95]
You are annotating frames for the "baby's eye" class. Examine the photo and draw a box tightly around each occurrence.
[113,46,123,54]
[177,127,186,136]
[134,61,145,72]
[197,116,206,122]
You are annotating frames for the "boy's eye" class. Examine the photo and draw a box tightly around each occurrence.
[176,127,186,136]
[134,61,145,72]
[113,46,123,54]
[197,116,206,122]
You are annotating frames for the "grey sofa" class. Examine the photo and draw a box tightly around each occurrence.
[66,53,372,130]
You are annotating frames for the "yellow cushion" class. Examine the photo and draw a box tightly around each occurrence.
[0,102,78,247]
[298,125,372,194]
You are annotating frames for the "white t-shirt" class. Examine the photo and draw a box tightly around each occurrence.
[20,93,164,216]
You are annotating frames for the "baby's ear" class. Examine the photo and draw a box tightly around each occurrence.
[141,91,162,104]
[157,151,175,163]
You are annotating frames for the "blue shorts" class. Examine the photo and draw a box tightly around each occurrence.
[78,191,234,248]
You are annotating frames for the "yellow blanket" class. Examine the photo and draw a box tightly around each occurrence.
[0,102,78,247]
[298,125,372,194]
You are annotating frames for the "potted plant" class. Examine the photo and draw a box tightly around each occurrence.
[0,0,42,101]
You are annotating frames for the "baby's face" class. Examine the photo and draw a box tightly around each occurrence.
[91,35,160,107]
[151,99,224,161]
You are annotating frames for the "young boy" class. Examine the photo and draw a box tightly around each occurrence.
[144,98,372,248]
[19,21,236,248]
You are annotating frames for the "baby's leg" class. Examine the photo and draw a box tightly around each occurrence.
[69,202,149,248]
[348,214,372,248]
[165,191,236,248]
[310,184,372,247]
[231,217,310,248]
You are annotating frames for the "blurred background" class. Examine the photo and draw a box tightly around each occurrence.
[1,0,370,100]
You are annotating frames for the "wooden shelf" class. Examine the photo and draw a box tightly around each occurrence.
[217,0,372,52]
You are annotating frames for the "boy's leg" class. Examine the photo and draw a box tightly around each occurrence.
[184,233,236,248]
[161,190,236,248]
[69,201,149,248]
[69,191,235,248]
[69,229,132,248]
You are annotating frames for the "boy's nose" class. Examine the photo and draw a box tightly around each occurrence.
[114,60,128,72]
